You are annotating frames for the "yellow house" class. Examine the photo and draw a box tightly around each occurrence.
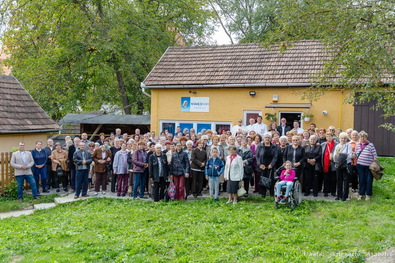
[142,40,394,155]
[0,75,59,151]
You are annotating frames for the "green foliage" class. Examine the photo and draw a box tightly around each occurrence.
[0,0,213,119]
[209,0,278,43]
[0,158,393,262]
[0,194,59,213]
[267,0,395,124]
[2,180,17,200]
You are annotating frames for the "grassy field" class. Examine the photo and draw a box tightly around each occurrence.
[0,158,394,263]
[0,194,60,213]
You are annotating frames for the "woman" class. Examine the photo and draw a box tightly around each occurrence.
[184,140,194,198]
[355,131,378,201]
[283,136,306,181]
[31,141,48,194]
[256,133,278,197]
[348,130,359,193]
[132,141,148,199]
[271,131,280,146]
[190,140,207,198]
[301,131,310,147]
[269,122,277,133]
[87,142,96,190]
[250,134,262,193]
[317,129,327,144]
[97,133,106,145]
[275,136,288,169]
[51,142,69,192]
[333,132,352,201]
[113,143,129,197]
[206,135,224,159]
[224,146,244,204]
[320,132,338,197]
[92,144,112,195]
[149,144,168,202]
[303,135,321,196]
[170,142,190,200]
[237,139,254,196]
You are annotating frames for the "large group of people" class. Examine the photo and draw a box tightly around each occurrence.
[10,117,378,204]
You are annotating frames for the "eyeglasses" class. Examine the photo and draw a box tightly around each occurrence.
[89,145,94,147]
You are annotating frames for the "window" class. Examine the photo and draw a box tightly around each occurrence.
[243,110,262,126]
[160,121,232,135]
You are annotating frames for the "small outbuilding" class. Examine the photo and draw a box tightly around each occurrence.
[0,75,59,151]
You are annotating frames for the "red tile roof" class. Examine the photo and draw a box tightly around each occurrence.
[143,40,332,88]
[0,75,59,133]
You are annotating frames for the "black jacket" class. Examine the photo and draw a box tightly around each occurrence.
[304,144,322,168]
[68,145,76,170]
[73,150,93,171]
[283,145,306,165]
[237,148,254,178]
[170,150,190,176]
[256,143,278,169]
[277,125,292,136]
[149,153,168,182]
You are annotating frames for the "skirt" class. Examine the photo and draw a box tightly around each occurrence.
[227,180,239,194]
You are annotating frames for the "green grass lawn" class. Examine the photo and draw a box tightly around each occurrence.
[0,158,394,263]
[0,194,60,213]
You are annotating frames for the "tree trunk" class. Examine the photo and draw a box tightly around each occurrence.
[115,69,132,114]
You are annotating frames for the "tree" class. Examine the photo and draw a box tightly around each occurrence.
[209,0,278,44]
[267,0,395,129]
[0,0,213,119]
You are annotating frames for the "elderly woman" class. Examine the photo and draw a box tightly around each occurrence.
[303,135,322,196]
[92,144,112,195]
[237,139,254,196]
[51,142,69,192]
[256,133,278,197]
[301,131,310,147]
[190,140,207,198]
[283,136,306,180]
[113,143,130,197]
[333,132,353,201]
[317,129,327,144]
[355,131,378,200]
[276,136,288,169]
[224,146,244,204]
[149,144,168,202]
[348,130,359,193]
[250,134,262,193]
[170,141,190,200]
[321,132,338,197]
[184,140,194,199]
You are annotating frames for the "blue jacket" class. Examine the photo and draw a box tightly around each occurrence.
[205,157,224,177]
[31,149,48,166]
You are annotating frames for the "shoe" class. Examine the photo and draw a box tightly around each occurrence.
[282,196,287,201]
[331,193,336,197]
[18,198,23,202]
[81,194,89,197]
[94,192,99,196]
[214,198,219,202]
[133,197,137,200]
[342,198,347,201]
[324,193,329,197]
[275,196,281,203]
[102,191,106,195]
[313,194,318,197]
[193,193,198,198]
[226,200,232,204]
[243,194,249,197]
[42,190,49,193]
[140,196,148,199]
[74,196,79,199]
[365,196,371,201]
[184,196,188,200]
[70,189,75,193]
[352,189,357,193]
[357,195,362,200]
[198,193,203,197]
[335,197,340,200]
[63,188,68,192]
[117,193,121,197]
[121,194,126,197]
[56,189,60,193]
[253,190,258,193]
[233,201,237,205]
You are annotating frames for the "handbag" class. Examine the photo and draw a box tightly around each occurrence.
[56,166,64,177]
[369,160,384,180]
[259,175,272,189]
[237,181,246,196]
[168,181,176,200]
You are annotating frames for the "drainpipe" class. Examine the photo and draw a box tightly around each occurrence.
[141,83,151,98]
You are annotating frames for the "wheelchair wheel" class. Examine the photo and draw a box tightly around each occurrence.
[293,180,303,205]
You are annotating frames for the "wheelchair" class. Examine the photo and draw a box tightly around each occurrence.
[274,167,302,210]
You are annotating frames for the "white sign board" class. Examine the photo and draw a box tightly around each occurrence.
[181,97,210,112]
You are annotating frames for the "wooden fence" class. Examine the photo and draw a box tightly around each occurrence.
[0,152,14,195]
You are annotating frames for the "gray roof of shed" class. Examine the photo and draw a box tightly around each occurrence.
[143,40,332,88]
[0,75,59,133]
[59,114,150,125]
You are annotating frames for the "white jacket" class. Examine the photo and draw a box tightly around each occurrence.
[224,155,244,181]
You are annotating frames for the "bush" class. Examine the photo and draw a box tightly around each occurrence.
[2,180,18,200]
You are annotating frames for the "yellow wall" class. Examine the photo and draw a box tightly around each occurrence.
[150,88,354,133]
[0,133,49,152]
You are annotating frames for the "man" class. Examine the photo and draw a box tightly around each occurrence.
[135,128,141,136]
[31,141,49,194]
[73,142,93,199]
[231,119,246,136]
[80,133,91,147]
[293,120,304,134]
[115,128,122,139]
[328,126,340,143]
[10,142,39,201]
[277,118,292,136]
[68,137,80,193]
[246,118,256,133]
[251,115,268,136]
[63,135,71,148]
[44,139,55,190]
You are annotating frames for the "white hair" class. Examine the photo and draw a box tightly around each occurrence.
[154,144,162,149]
[263,132,272,138]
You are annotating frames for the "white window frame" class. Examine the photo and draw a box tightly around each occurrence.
[243,110,262,126]
[159,120,232,134]
[278,111,304,129]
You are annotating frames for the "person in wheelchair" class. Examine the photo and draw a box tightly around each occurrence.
[275,161,296,203]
